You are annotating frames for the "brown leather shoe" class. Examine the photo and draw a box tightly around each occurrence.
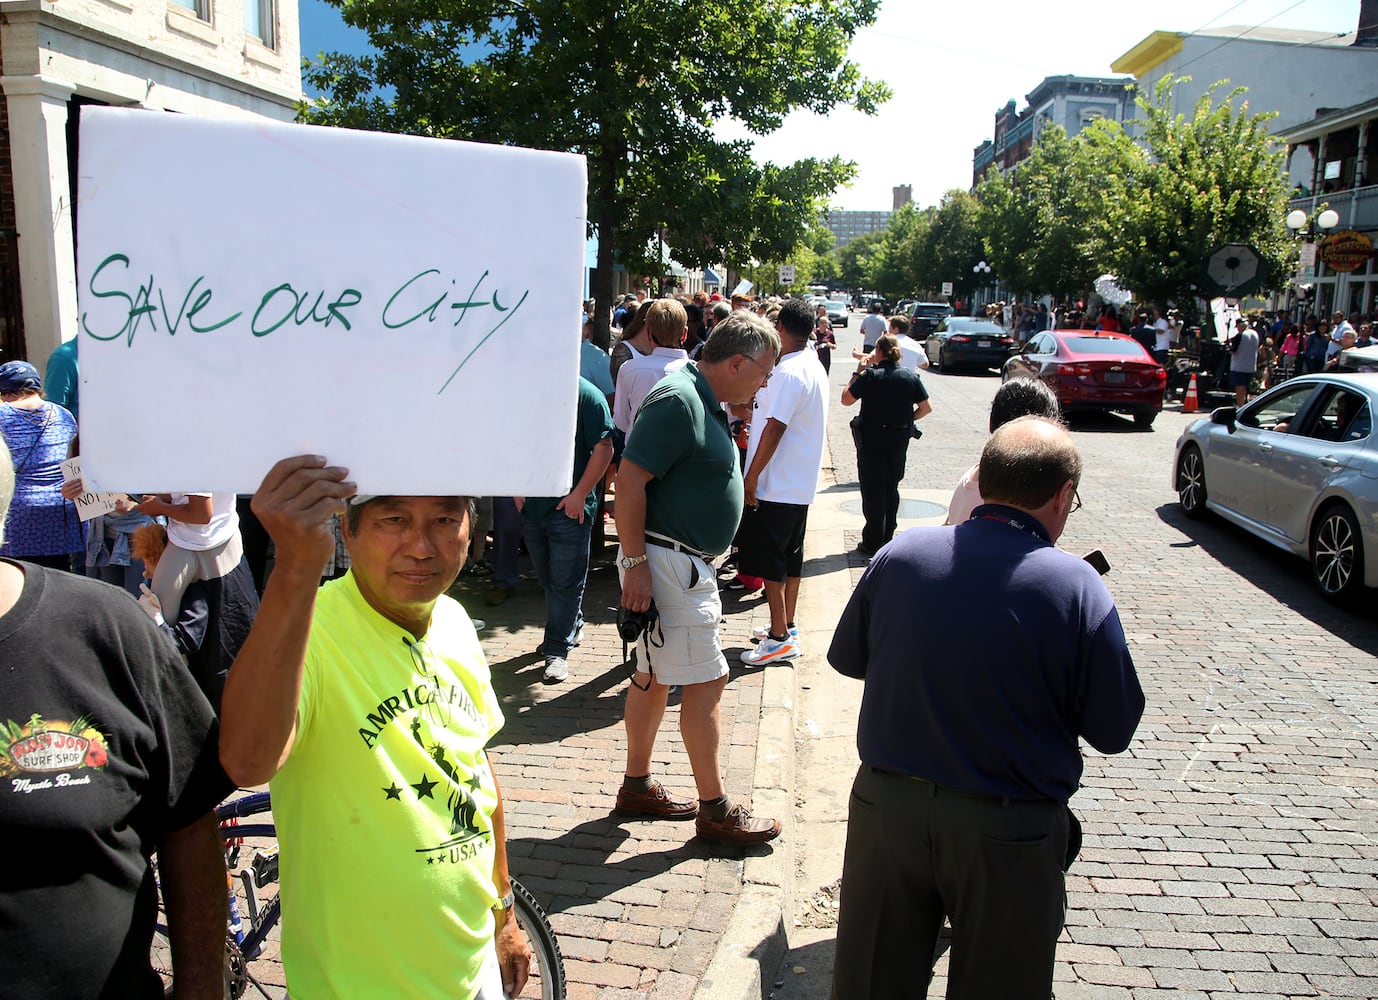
[695,804,781,844]
[615,781,698,820]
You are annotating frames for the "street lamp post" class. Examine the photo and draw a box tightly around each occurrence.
[973,260,992,315]
[1285,208,1339,322]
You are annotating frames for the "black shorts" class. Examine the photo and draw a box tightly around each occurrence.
[736,500,808,582]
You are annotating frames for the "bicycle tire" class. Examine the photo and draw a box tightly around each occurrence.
[511,878,567,1000]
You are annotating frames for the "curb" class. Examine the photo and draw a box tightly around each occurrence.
[693,433,840,1000]
[692,658,797,999]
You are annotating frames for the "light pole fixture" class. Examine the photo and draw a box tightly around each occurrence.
[973,261,992,310]
[1286,208,1339,234]
[1284,208,1339,319]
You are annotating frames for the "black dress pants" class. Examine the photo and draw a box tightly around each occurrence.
[831,765,1069,1000]
[856,432,909,551]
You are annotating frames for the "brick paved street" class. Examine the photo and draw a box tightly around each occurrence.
[778,323,1378,999]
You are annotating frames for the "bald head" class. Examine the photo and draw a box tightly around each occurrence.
[978,416,1082,533]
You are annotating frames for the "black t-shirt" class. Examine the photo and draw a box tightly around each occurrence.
[851,361,929,430]
[0,561,232,998]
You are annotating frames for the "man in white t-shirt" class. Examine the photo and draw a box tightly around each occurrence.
[1332,310,1354,354]
[859,302,888,351]
[121,491,242,623]
[1151,307,1173,366]
[738,298,829,666]
[889,315,930,371]
[613,300,690,438]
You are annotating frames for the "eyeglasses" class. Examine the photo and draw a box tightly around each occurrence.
[1070,488,1083,513]
[742,355,774,382]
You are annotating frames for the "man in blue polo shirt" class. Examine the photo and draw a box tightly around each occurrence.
[828,416,1143,999]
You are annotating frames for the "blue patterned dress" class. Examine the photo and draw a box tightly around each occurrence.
[0,400,83,557]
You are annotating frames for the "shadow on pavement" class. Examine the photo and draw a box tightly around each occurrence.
[512,818,778,919]
[1063,410,1156,434]
[764,928,950,999]
[1156,502,1378,653]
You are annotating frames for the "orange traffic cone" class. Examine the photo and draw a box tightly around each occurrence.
[1183,373,1199,414]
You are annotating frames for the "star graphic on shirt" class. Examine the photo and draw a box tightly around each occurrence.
[412,773,437,799]
[383,783,402,801]
[467,772,482,792]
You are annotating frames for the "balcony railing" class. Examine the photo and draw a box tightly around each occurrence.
[1288,184,1378,231]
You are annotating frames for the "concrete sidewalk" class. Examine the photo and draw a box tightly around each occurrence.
[464,428,871,999]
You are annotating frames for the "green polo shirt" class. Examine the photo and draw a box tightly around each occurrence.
[623,363,742,556]
[523,377,614,523]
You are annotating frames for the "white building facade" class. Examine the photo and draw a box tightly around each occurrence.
[0,0,301,363]
[1111,24,1378,191]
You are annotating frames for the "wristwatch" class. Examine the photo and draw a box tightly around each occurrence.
[493,890,514,912]
[620,552,648,569]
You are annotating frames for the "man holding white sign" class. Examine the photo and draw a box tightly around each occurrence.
[219,461,531,998]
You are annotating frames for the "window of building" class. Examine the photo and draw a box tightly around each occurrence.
[169,0,209,20]
[246,0,275,46]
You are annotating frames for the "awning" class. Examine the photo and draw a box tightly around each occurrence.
[703,268,722,285]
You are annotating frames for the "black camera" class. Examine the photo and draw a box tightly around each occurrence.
[617,602,658,643]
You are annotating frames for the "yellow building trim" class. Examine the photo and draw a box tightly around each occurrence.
[1111,31,1185,77]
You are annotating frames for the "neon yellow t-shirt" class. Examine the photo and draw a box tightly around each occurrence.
[271,572,505,999]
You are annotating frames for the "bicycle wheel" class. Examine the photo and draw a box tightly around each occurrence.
[510,879,567,1000]
[149,916,174,998]
[148,912,239,999]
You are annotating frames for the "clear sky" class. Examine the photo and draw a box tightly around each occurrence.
[298,0,1365,211]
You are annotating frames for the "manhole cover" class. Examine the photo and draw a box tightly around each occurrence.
[838,497,947,519]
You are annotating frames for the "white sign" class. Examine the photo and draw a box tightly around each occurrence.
[778,265,795,284]
[59,458,118,521]
[731,279,754,297]
[76,109,587,495]
[941,281,954,297]
[1299,242,1318,278]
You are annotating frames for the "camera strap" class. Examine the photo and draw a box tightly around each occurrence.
[627,616,666,692]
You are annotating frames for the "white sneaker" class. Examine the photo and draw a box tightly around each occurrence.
[572,623,585,647]
[542,656,569,683]
[751,624,799,644]
[740,635,799,665]
[470,618,487,632]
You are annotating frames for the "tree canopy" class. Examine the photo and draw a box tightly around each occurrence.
[301,0,889,343]
[1080,75,1292,309]
[976,125,1100,300]
[963,75,1295,311]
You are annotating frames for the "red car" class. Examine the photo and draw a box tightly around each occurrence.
[1003,329,1167,428]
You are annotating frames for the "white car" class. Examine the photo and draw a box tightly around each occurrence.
[1173,372,1378,602]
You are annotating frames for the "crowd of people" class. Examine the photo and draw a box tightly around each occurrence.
[1,287,1149,1000]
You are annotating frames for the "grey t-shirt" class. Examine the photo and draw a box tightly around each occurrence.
[1230,329,1260,373]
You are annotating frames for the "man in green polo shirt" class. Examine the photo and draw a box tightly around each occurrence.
[219,464,531,999]
[614,310,784,844]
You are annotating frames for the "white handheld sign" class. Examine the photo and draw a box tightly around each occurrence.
[76,108,587,496]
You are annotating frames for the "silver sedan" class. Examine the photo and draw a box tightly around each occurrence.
[1172,372,1378,603]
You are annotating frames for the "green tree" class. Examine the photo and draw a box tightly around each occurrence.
[911,190,984,303]
[835,230,885,292]
[871,203,926,299]
[300,0,889,345]
[976,125,1102,299]
[1080,75,1292,309]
